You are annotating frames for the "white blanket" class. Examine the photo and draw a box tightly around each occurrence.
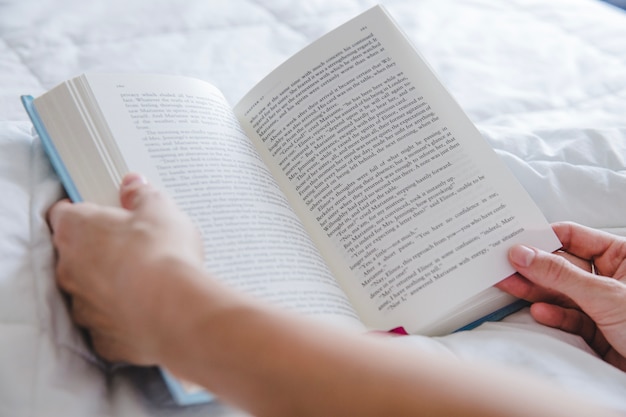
[1,0,626,415]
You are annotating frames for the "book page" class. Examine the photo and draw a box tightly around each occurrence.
[234,6,560,334]
[73,73,365,331]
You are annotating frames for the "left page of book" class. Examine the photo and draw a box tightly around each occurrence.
[34,73,365,331]
[31,73,370,403]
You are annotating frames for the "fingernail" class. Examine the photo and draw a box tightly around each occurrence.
[510,245,536,267]
[121,173,147,188]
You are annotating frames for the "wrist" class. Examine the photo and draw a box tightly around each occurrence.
[132,256,209,365]
[146,259,250,368]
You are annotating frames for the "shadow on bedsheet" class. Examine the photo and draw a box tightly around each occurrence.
[599,0,626,10]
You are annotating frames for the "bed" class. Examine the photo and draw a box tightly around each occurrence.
[2,0,626,415]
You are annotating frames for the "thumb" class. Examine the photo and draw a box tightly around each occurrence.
[509,245,624,314]
[119,173,151,210]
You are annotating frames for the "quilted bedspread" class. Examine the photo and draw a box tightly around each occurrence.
[1,0,626,416]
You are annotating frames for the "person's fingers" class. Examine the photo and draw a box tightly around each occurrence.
[552,222,610,258]
[530,303,598,345]
[495,274,534,299]
[119,173,205,263]
[48,199,110,240]
[47,199,75,233]
[69,297,99,329]
[604,349,626,372]
[529,303,609,352]
[552,222,626,277]
[496,274,573,306]
[497,275,578,308]
[509,244,626,318]
[496,247,593,307]
[556,250,594,273]
[119,173,180,226]
[54,257,77,294]
[89,330,123,363]
[119,173,150,211]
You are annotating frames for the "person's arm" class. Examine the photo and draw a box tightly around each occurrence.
[48,175,619,417]
[499,222,626,372]
[160,271,620,417]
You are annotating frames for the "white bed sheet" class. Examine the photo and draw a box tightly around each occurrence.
[1,0,626,415]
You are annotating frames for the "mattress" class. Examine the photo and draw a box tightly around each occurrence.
[1,0,626,415]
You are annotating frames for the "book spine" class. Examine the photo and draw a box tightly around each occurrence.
[21,95,83,202]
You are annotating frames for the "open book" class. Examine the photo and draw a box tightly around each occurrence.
[22,5,560,406]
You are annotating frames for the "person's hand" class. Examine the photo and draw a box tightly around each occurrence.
[497,222,626,371]
[48,173,204,365]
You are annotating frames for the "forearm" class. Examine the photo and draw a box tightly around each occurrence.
[156,265,619,417]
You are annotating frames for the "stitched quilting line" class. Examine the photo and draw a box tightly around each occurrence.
[1,37,46,91]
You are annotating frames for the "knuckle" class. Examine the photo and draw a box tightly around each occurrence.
[544,255,573,285]
[54,260,79,295]
[50,205,93,244]
[135,185,164,205]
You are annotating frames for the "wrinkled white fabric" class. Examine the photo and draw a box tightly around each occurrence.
[1,0,626,415]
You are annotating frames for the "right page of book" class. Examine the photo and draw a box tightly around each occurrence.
[234,5,561,335]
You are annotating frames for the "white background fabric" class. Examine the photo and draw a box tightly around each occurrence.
[1,0,626,415]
